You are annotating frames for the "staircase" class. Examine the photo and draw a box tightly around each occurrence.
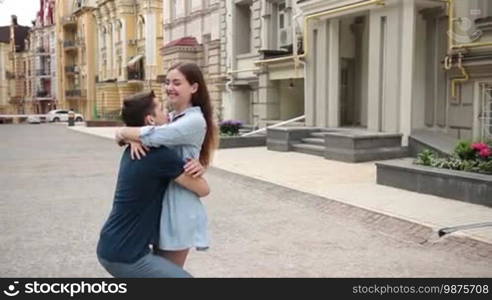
[290,129,408,162]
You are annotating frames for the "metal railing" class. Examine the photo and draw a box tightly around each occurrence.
[36,91,50,98]
[36,69,50,76]
[241,115,306,137]
[66,89,84,97]
[5,71,15,79]
[127,69,144,81]
[65,66,79,73]
[63,40,78,48]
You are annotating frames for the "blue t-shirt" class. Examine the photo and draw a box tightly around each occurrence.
[97,146,184,263]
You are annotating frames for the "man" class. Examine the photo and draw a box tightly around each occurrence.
[97,91,208,278]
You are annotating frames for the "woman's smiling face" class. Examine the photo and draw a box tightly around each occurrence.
[165,68,198,108]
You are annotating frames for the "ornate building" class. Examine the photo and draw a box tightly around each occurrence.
[0,16,30,114]
[93,0,164,119]
[30,0,57,114]
[56,0,98,119]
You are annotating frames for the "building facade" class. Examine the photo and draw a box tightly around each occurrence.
[298,0,492,145]
[93,0,164,119]
[30,0,57,114]
[56,0,98,119]
[162,0,225,118]
[221,0,305,128]
[0,16,30,114]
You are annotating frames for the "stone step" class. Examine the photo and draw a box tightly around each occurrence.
[324,146,408,163]
[291,143,325,157]
[311,131,402,149]
[265,120,306,127]
[301,138,324,145]
[310,132,329,138]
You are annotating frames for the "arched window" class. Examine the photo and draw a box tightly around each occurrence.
[101,26,107,49]
[137,16,145,39]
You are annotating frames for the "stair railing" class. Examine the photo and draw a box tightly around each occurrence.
[241,115,306,137]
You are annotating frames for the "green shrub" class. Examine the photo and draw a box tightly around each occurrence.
[220,120,243,136]
[415,140,492,174]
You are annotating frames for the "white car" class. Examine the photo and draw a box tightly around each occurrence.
[47,109,84,122]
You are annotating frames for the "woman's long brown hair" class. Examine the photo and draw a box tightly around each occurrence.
[168,62,218,167]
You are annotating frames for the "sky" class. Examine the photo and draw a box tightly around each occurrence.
[0,0,40,27]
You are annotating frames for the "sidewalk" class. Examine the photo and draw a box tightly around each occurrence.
[68,125,492,246]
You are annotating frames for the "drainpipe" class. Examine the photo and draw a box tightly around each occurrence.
[445,0,492,98]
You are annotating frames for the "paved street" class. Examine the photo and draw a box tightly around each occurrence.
[1,124,492,277]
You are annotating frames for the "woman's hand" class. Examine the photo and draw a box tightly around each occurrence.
[130,142,149,160]
[184,158,206,178]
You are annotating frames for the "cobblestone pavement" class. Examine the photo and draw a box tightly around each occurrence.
[1,124,492,277]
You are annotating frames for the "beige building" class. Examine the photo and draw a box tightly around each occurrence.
[162,0,225,117]
[29,0,57,114]
[0,17,30,114]
[0,39,10,114]
[56,0,98,120]
[93,0,164,119]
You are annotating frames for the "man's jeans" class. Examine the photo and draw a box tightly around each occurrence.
[98,253,192,278]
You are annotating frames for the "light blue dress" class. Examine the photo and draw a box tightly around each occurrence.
[139,106,209,251]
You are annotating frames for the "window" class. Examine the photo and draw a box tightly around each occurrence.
[277,0,292,50]
[172,0,178,19]
[115,20,122,42]
[101,27,107,49]
[235,0,253,55]
[138,16,145,39]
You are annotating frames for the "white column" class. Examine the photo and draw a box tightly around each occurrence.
[145,13,157,80]
[327,19,340,128]
[399,0,416,146]
[315,21,327,127]
[305,25,316,127]
[367,11,382,132]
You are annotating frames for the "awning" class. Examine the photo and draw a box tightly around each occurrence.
[127,54,144,68]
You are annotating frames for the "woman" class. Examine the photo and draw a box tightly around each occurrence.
[116,62,218,269]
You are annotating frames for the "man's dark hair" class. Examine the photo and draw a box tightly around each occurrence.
[121,90,156,126]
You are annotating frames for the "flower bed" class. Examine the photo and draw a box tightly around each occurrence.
[415,140,492,175]
[220,120,243,136]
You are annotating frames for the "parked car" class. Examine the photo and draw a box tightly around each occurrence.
[46,109,84,122]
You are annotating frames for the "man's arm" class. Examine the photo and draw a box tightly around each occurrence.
[175,174,210,198]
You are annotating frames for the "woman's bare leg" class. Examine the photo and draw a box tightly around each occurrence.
[154,248,190,267]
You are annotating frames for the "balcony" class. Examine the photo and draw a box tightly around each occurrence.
[36,47,49,56]
[63,40,79,52]
[66,89,86,99]
[5,71,15,79]
[65,65,79,75]
[36,69,50,77]
[62,16,77,29]
[127,69,145,82]
[36,91,52,99]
